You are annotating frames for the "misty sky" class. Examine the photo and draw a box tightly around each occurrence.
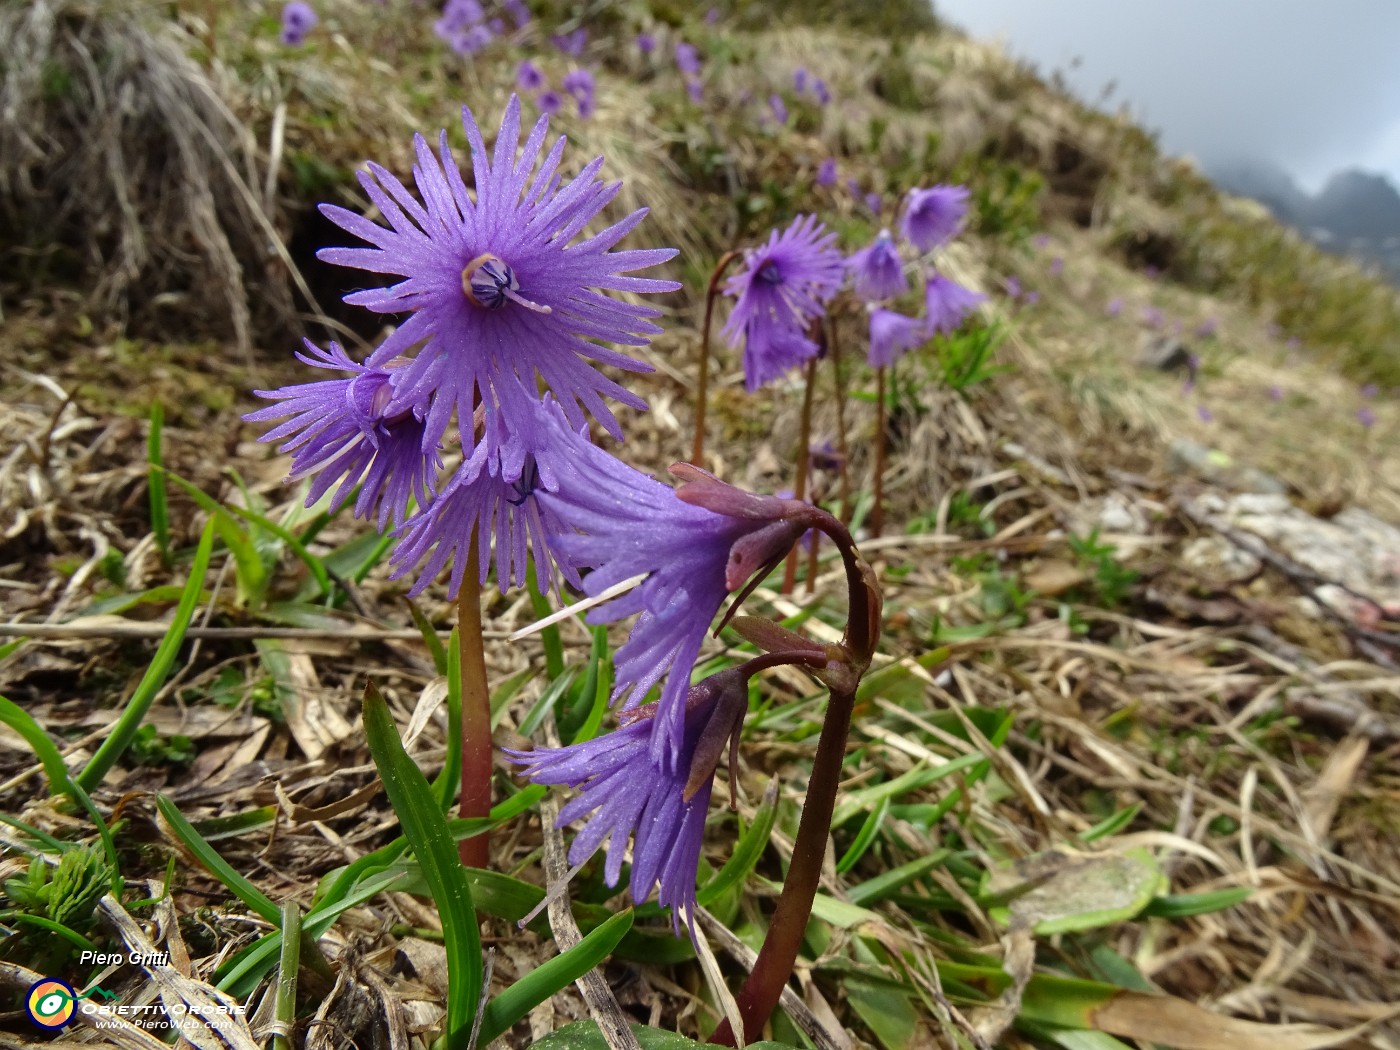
[930,0,1400,191]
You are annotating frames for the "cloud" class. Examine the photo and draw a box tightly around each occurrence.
[932,0,1400,185]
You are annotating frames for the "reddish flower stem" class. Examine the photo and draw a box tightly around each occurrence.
[692,250,742,467]
[457,544,492,868]
[871,365,887,538]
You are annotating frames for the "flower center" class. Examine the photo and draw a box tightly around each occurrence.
[507,456,540,507]
[461,253,552,314]
[755,258,784,285]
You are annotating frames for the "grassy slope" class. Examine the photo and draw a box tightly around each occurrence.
[1,1,1397,1047]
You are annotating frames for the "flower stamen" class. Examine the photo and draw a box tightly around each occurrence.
[462,253,553,314]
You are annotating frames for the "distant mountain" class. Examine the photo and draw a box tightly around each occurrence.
[1210,160,1400,282]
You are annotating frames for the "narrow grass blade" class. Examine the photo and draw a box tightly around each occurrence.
[162,472,267,606]
[0,694,121,892]
[847,851,951,907]
[77,518,215,792]
[225,502,332,600]
[147,401,170,565]
[406,599,449,675]
[433,628,462,809]
[363,682,481,1045]
[836,795,891,874]
[476,909,634,1046]
[1140,889,1252,918]
[156,794,279,924]
[527,566,565,679]
[273,901,301,1050]
[697,778,779,907]
[0,812,69,853]
[8,914,102,954]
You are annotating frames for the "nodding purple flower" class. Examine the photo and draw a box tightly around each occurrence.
[1197,404,1214,423]
[864,192,882,216]
[901,184,969,253]
[1106,297,1123,317]
[389,401,580,597]
[435,0,484,42]
[636,31,656,56]
[809,439,843,472]
[551,27,588,56]
[685,77,704,104]
[563,67,594,100]
[845,176,862,197]
[925,273,984,336]
[721,214,844,391]
[794,67,808,94]
[507,667,753,939]
[847,229,907,303]
[449,23,493,55]
[1361,383,1379,399]
[504,0,531,28]
[1195,317,1218,339]
[245,341,437,529]
[813,78,830,105]
[867,308,923,368]
[705,6,720,24]
[1268,384,1284,403]
[1022,290,1040,305]
[516,59,545,92]
[314,95,679,478]
[1003,275,1022,300]
[542,448,818,761]
[815,157,837,188]
[280,1,318,45]
[769,93,788,126]
[536,89,563,115]
[1358,405,1376,429]
[675,41,702,77]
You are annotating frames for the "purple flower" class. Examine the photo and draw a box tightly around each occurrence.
[563,67,595,100]
[794,67,808,94]
[516,59,545,92]
[901,184,969,252]
[815,157,837,188]
[1141,306,1163,329]
[636,31,656,55]
[1032,233,1050,250]
[813,78,830,105]
[504,0,531,28]
[389,401,579,597]
[769,93,788,126]
[867,308,923,368]
[675,41,702,77]
[925,273,984,335]
[685,77,704,103]
[1106,297,1123,317]
[435,0,483,42]
[1358,405,1376,429]
[721,215,844,391]
[551,27,587,56]
[1022,290,1040,305]
[845,176,862,197]
[542,455,814,760]
[705,6,720,24]
[280,1,318,45]
[1048,255,1063,276]
[1268,384,1284,402]
[449,23,493,55]
[846,229,906,302]
[1003,275,1022,299]
[245,341,437,529]
[1195,317,1218,339]
[864,192,882,215]
[315,96,679,477]
[1361,383,1379,399]
[507,668,752,938]
[537,89,563,115]
[1196,404,1213,423]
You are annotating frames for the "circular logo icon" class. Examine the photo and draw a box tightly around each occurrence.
[26,978,77,1029]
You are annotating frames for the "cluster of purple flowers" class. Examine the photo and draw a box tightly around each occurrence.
[434,0,498,56]
[248,97,836,936]
[791,65,830,105]
[279,1,317,46]
[515,58,595,119]
[675,41,704,102]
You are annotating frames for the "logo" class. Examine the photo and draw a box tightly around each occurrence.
[26,978,77,1029]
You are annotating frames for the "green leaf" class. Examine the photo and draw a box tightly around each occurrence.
[1140,888,1252,918]
[846,976,919,1050]
[146,401,170,564]
[529,1020,800,1050]
[1079,804,1142,843]
[836,795,890,873]
[527,566,565,680]
[156,794,279,924]
[162,472,267,606]
[224,502,332,600]
[697,778,779,907]
[0,695,121,892]
[406,600,448,675]
[992,847,1167,935]
[362,682,481,1044]
[847,850,950,907]
[78,518,215,792]
[476,909,634,1045]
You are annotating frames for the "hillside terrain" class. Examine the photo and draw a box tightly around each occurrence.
[0,2,1397,1048]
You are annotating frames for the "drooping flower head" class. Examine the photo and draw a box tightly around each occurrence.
[316,96,680,482]
[507,668,752,939]
[542,444,818,762]
[924,273,985,336]
[563,68,596,118]
[516,59,545,92]
[901,184,969,253]
[245,341,437,529]
[280,1,317,45]
[434,0,484,45]
[504,0,531,28]
[675,41,702,77]
[847,229,906,302]
[794,67,809,94]
[815,157,837,188]
[536,89,563,116]
[552,27,588,56]
[867,308,924,369]
[721,215,844,391]
[769,93,788,126]
[813,78,831,105]
[636,32,656,56]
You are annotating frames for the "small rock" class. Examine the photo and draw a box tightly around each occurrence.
[1180,535,1261,585]
[1137,333,1192,371]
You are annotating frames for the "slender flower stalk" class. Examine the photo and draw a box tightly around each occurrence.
[691,250,741,466]
[456,545,492,867]
[826,314,851,521]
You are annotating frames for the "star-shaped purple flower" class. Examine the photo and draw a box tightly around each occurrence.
[721,215,844,391]
[901,184,969,253]
[245,340,437,529]
[316,95,680,482]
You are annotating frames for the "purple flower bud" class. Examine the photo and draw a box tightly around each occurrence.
[675,41,702,77]
[636,31,656,55]
[280,0,317,45]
